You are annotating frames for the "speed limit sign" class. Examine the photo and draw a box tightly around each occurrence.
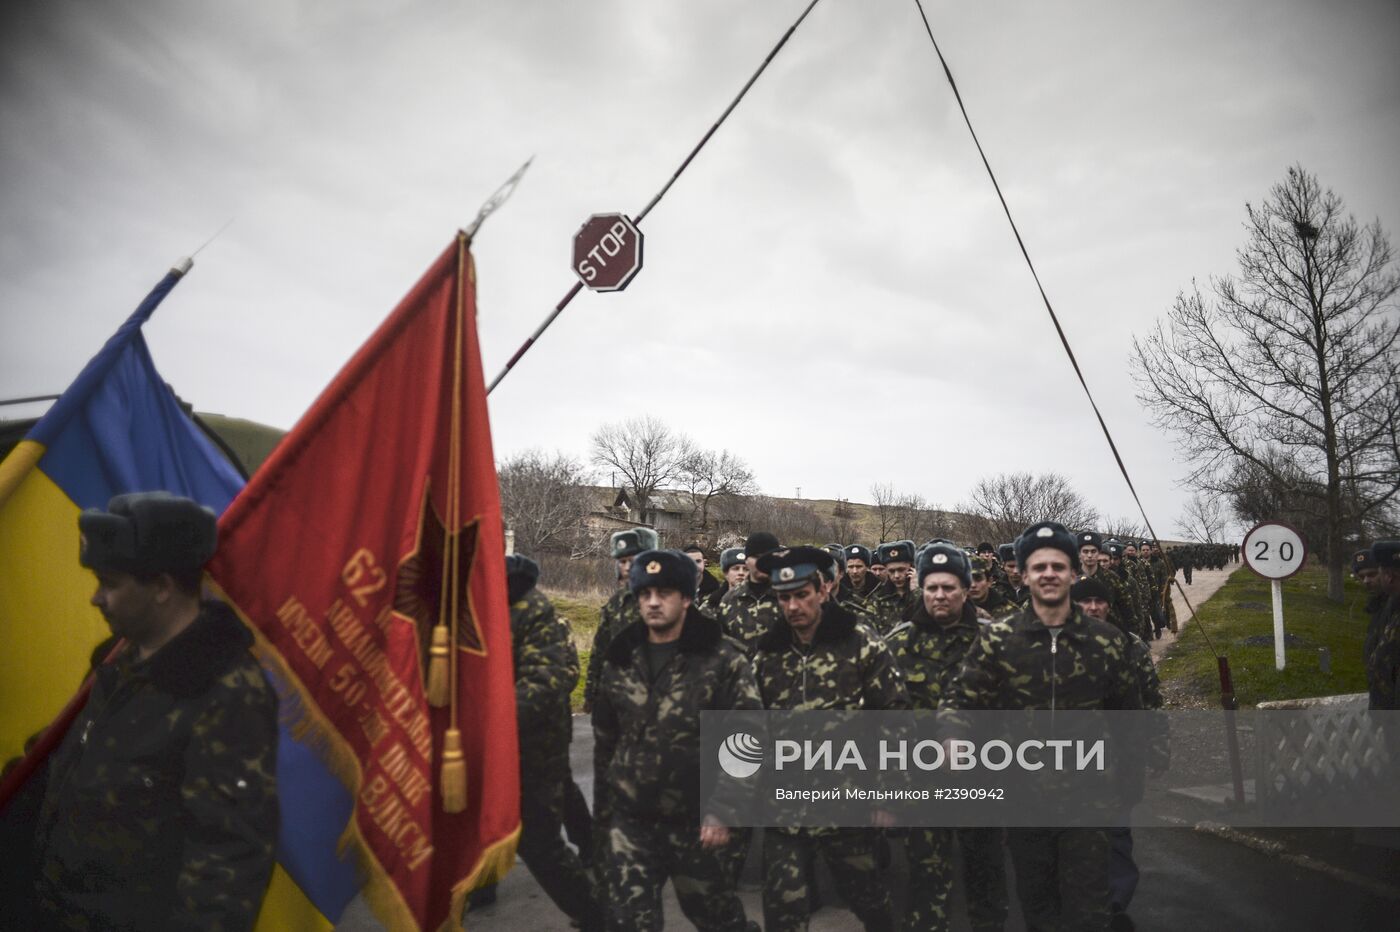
[1242,521,1308,670]
[1242,522,1307,580]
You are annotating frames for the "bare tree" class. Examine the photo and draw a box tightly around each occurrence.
[677,447,758,538]
[870,483,899,541]
[962,472,1101,543]
[498,449,597,557]
[1175,491,1230,544]
[1132,166,1400,601]
[892,492,953,543]
[1100,516,1147,541]
[590,416,695,517]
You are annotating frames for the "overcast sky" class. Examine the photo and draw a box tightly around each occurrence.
[2,0,1397,539]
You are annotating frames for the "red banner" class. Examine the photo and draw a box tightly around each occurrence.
[209,235,519,931]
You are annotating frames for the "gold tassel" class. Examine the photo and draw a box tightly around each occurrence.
[426,624,450,708]
[441,727,467,813]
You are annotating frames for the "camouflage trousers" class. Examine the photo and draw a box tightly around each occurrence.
[721,826,755,887]
[604,813,750,932]
[518,773,603,930]
[762,827,893,932]
[904,828,1008,932]
[1006,827,1110,932]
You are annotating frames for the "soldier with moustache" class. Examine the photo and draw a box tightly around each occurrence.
[865,540,919,632]
[585,528,658,714]
[717,531,784,655]
[32,494,278,931]
[887,543,1009,932]
[592,549,763,931]
[942,522,1143,932]
[752,546,909,932]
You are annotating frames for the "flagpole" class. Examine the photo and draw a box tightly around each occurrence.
[0,258,193,512]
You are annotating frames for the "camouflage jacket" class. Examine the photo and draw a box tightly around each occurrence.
[1109,563,1150,637]
[1125,559,1156,620]
[886,601,981,710]
[511,585,580,783]
[971,586,1020,621]
[1365,595,1400,711]
[753,601,910,711]
[717,578,783,655]
[1086,567,1137,638]
[1125,632,1170,771]
[864,578,919,633]
[848,574,881,603]
[941,603,1143,712]
[35,602,278,932]
[592,608,762,825]
[584,587,640,708]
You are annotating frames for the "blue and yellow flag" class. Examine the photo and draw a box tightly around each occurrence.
[0,262,360,928]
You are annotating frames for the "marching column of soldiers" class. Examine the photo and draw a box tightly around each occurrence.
[507,521,1217,932]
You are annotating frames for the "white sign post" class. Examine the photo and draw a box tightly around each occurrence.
[1241,521,1308,671]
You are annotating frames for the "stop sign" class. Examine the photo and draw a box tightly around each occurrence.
[572,213,643,292]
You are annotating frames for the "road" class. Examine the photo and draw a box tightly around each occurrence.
[455,714,1399,932]
[1152,559,1240,662]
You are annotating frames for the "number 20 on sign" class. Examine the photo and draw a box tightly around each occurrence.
[1242,521,1308,670]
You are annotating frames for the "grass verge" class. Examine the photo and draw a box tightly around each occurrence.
[546,589,604,712]
[1159,564,1375,707]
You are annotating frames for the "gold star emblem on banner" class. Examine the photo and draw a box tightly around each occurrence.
[394,484,486,667]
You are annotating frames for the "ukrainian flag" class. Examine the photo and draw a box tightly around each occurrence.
[0,262,359,929]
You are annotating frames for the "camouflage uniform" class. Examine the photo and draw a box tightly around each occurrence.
[592,608,762,931]
[1086,566,1136,638]
[1109,632,1167,919]
[864,577,918,633]
[942,603,1143,932]
[971,585,1019,621]
[753,601,908,932]
[34,602,278,932]
[510,570,601,930]
[1365,595,1400,711]
[1109,561,1150,641]
[586,587,641,709]
[1124,557,1156,638]
[887,601,1008,932]
[717,578,783,655]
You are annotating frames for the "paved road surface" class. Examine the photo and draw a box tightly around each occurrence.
[452,713,1398,932]
[1152,559,1241,662]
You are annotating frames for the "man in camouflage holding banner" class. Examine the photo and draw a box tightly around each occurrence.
[34,493,278,931]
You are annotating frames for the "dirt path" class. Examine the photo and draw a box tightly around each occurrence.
[1151,560,1243,662]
